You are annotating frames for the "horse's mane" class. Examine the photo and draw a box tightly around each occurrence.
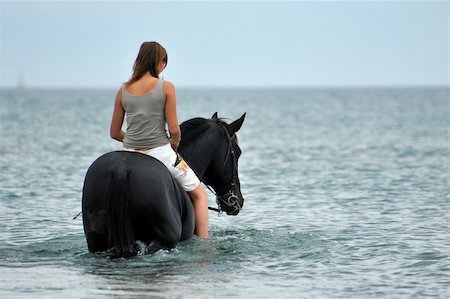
[179,117,240,169]
[180,117,227,143]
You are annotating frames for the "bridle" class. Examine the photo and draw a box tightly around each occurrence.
[202,123,242,215]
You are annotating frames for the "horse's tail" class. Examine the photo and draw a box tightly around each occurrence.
[106,170,135,257]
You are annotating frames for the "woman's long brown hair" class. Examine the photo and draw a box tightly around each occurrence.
[126,42,167,85]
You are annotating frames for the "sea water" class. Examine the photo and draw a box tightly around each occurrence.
[0,87,449,298]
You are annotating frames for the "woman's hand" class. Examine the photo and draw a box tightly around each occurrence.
[170,137,180,151]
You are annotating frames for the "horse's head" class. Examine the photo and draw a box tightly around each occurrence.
[205,112,246,215]
[179,113,246,215]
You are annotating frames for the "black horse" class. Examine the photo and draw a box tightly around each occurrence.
[82,113,245,257]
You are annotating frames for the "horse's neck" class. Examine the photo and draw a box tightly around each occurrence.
[180,139,214,179]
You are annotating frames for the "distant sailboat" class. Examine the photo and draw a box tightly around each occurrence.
[16,72,25,89]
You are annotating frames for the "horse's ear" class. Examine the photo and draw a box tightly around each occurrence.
[211,112,218,119]
[229,113,246,134]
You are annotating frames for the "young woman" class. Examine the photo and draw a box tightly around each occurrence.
[110,41,209,238]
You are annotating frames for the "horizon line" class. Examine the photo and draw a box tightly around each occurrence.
[1,84,449,90]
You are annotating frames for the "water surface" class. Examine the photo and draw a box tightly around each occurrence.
[0,87,449,298]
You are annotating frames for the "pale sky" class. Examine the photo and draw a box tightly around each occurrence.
[0,1,448,88]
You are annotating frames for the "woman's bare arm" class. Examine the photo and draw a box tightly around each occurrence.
[163,80,181,151]
[110,88,126,142]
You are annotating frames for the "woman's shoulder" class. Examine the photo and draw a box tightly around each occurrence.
[162,79,175,89]
[116,84,125,95]
[162,80,176,95]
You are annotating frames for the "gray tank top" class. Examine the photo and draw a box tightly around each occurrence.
[121,79,169,149]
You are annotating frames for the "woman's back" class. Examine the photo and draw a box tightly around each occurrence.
[122,77,169,149]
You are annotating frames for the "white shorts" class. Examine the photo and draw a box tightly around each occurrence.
[124,144,200,192]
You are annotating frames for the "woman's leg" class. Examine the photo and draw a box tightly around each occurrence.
[187,184,209,238]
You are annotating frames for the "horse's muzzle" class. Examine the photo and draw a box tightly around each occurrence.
[216,192,243,216]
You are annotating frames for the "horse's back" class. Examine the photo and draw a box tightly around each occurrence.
[82,151,194,255]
